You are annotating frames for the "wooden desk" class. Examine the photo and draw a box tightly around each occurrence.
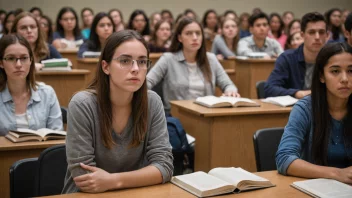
[40,171,309,198]
[219,57,236,70]
[170,100,291,172]
[58,49,79,69]
[0,137,65,198]
[150,53,163,67]
[77,58,98,86]
[36,69,90,107]
[235,58,275,98]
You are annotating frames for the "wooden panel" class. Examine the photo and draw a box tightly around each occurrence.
[58,49,78,69]
[0,137,65,198]
[77,58,99,86]
[219,57,236,70]
[36,69,90,107]
[149,53,163,67]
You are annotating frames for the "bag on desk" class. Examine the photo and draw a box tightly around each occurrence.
[167,117,194,175]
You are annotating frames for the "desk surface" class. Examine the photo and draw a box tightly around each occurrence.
[170,100,292,117]
[58,48,79,53]
[149,53,163,58]
[36,69,90,76]
[0,137,65,151]
[235,58,276,63]
[77,58,99,63]
[40,171,309,198]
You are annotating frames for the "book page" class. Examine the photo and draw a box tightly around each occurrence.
[208,167,268,187]
[293,179,352,198]
[195,96,232,107]
[219,97,258,106]
[36,128,67,138]
[261,95,298,107]
[15,128,39,135]
[173,171,233,191]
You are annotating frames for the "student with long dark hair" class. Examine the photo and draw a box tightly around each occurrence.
[269,13,287,49]
[202,9,219,41]
[78,12,114,58]
[325,8,345,42]
[161,9,174,25]
[29,7,43,21]
[80,7,94,40]
[276,42,352,184]
[147,20,171,53]
[40,15,54,43]
[127,10,150,41]
[52,7,83,49]
[0,34,63,135]
[239,12,251,38]
[211,18,240,60]
[11,12,62,70]
[287,19,301,35]
[62,30,173,193]
[147,17,239,115]
[2,11,15,35]
[108,9,125,32]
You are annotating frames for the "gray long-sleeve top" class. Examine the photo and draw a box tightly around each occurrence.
[62,90,174,193]
[147,50,238,114]
[211,35,236,58]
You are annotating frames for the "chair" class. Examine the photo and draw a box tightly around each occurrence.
[256,81,266,99]
[36,145,67,196]
[253,127,284,171]
[60,106,68,124]
[9,158,38,198]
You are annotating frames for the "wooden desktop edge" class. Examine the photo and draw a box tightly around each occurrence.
[77,58,99,63]
[36,69,91,75]
[58,49,79,53]
[235,58,276,63]
[0,137,65,151]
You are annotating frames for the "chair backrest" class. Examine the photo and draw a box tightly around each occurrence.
[10,158,38,198]
[60,106,68,124]
[253,127,284,171]
[256,81,266,99]
[36,144,67,196]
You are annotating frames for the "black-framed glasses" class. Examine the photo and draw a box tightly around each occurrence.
[112,56,151,70]
[2,56,31,64]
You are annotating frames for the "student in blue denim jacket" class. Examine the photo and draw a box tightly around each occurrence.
[276,42,352,184]
[0,34,63,136]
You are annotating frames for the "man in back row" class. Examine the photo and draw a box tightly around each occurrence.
[345,13,352,47]
[237,12,283,57]
[264,12,328,98]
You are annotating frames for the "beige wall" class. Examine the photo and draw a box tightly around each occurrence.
[1,0,351,23]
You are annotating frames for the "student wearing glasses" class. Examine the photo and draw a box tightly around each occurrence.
[127,10,150,42]
[78,12,114,58]
[11,12,62,71]
[62,30,173,193]
[147,17,239,115]
[52,7,83,49]
[276,42,352,184]
[0,34,63,136]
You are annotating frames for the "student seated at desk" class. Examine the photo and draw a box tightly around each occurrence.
[11,12,62,71]
[264,12,328,98]
[108,9,125,32]
[237,12,283,58]
[0,34,63,136]
[62,30,173,193]
[202,9,219,41]
[127,10,151,42]
[52,7,84,49]
[276,42,352,184]
[211,18,239,60]
[80,7,94,40]
[147,20,171,53]
[147,17,239,115]
[78,12,114,58]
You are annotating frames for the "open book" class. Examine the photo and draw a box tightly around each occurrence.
[194,96,260,108]
[6,128,66,143]
[171,167,275,197]
[291,179,352,198]
[261,95,298,107]
[82,51,101,58]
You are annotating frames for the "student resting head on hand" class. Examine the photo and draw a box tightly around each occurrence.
[11,12,62,71]
[147,17,239,115]
[276,42,352,184]
[77,12,114,58]
[0,34,63,135]
[62,30,173,193]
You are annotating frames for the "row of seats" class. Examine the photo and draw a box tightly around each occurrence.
[9,127,283,198]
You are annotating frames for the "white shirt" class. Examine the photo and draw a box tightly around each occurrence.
[186,62,205,98]
[15,113,29,129]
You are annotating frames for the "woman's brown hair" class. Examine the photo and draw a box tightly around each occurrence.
[0,34,37,91]
[11,12,49,62]
[87,30,149,149]
[169,17,212,82]
[220,18,240,54]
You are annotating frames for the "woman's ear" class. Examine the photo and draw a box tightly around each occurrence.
[101,60,110,75]
[177,34,182,43]
[320,73,325,83]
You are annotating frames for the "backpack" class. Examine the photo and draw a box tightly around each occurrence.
[166,116,194,175]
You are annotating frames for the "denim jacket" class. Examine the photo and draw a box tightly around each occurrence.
[0,83,63,135]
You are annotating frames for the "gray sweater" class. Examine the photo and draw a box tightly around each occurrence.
[62,90,173,194]
[211,35,236,58]
[147,51,238,114]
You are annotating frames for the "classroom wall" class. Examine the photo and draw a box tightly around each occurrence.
[1,0,351,23]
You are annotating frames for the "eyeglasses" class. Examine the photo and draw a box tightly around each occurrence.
[112,56,151,70]
[2,56,31,64]
[19,25,38,32]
